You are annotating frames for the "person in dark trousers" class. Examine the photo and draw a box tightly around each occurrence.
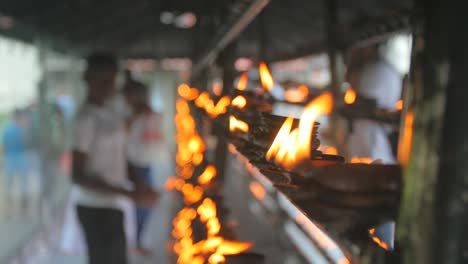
[72,53,158,264]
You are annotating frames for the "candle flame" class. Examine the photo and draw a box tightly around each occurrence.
[344,88,356,104]
[369,228,390,250]
[198,165,217,185]
[178,83,200,101]
[266,93,333,168]
[229,115,249,133]
[231,95,247,109]
[236,72,248,91]
[259,62,274,91]
[320,146,338,155]
[284,84,309,103]
[395,99,403,111]
[350,157,373,164]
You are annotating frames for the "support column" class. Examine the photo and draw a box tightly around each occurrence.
[213,42,237,182]
[324,0,346,151]
[397,0,455,263]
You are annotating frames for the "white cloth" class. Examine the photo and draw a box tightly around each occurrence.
[73,102,132,209]
[347,60,401,164]
[127,113,163,167]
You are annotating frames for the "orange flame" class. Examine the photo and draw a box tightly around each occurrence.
[259,62,274,91]
[344,88,356,104]
[266,116,294,161]
[229,115,249,133]
[231,95,247,109]
[395,99,403,111]
[195,92,211,108]
[284,84,309,103]
[198,165,217,185]
[350,157,373,164]
[369,228,390,250]
[266,93,333,168]
[320,146,338,155]
[178,84,200,101]
[236,72,248,91]
[295,93,333,161]
[398,111,414,165]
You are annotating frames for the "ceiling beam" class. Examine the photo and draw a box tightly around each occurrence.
[192,0,270,76]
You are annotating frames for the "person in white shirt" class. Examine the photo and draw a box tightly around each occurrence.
[122,73,163,255]
[72,53,158,264]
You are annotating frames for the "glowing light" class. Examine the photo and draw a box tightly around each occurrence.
[259,62,274,91]
[395,99,403,111]
[229,115,249,133]
[198,165,217,185]
[236,72,248,91]
[266,93,333,168]
[284,84,309,103]
[249,182,266,200]
[369,228,390,250]
[231,95,247,109]
[320,146,338,155]
[344,88,356,104]
[350,157,373,164]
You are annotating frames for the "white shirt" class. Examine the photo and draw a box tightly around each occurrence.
[73,102,132,209]
[347,59,401,164]
[127,113,162,167]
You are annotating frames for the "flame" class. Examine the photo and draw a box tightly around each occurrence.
[295,93,333,161]
[395,99,403,111]
[195,92,211,108]
[350,157,373,164]
[172,98,252,263]
[320,146,338,155]
[266,93,333,168]
[215,240,253,255]
[398,111,414,165]
[236,72,248,91]
[369,228,389,250]
[284,84,309,103]
[188,135,205,154]
[208,254,225,264]
[178,84,199,101]
[344,88,356,104]
[229,116,249,133]
[249,182,266,200]
[198,165,217,185]
[231,95,247,109]
[266,116,294,161]
[259,62,274,91]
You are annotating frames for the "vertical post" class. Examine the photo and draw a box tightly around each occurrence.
[214,42,237,182]
[433,1,468,263]
[325,0,341,99]
[325,0,345,151]
[397,0,453,263]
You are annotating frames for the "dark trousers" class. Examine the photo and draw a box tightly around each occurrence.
[77,205,127,264]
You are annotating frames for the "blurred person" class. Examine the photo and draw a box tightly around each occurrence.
[123,72,162,255]
[72,53,158,264]
[2,109,29,207]
[346,42,402,164]
[344,37,409,250]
